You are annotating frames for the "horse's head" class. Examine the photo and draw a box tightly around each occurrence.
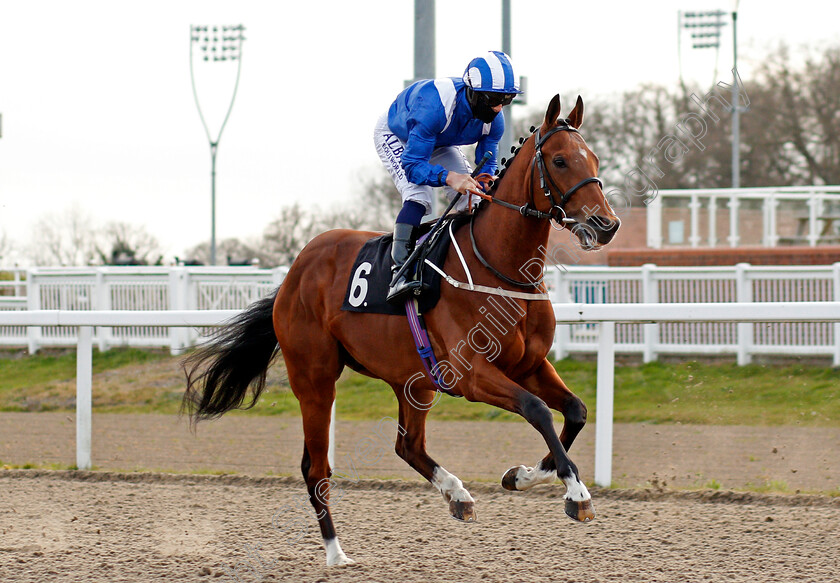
[527,94,620,250]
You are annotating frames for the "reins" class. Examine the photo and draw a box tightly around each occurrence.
[468,215,544,288]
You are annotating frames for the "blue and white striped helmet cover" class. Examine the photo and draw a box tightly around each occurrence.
[462,51,522,94]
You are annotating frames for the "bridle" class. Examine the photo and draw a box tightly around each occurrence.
[469,121,603,289]
[472,121,603,225]
[532,123,603,225]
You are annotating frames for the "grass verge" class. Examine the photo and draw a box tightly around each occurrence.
[0,349,837,426]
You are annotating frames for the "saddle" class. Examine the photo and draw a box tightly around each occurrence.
[341,213,470,397]
[341,214,470,316]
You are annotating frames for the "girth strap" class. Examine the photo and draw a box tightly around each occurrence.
[404,297,461,397]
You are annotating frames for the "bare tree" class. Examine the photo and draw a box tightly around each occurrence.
[261,203,325,266]
[353,170,401,230]
[0,231,14,265]
[257,185,395,267]
[510,74,805,193]
[182,237,276,267]
[28,205,98,266]
[93,221,164,265]
[751,44,840,186]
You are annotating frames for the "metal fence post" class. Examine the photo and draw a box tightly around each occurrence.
[735,263,753,365]
[806,195,821,247]
[727,194,740,247]
[26,269,40,354]
[168,268,189,355]
[689,194,701,247]
[833,262,840,367]
[553,267,571,360]
[94,268,110,352]
[646,196,663,248]
[594,321,615,488]
[329,401,336,468]
[13,268,25,297]
[642,264,658,363]
[708,195,718,247]
[76,326,93,470]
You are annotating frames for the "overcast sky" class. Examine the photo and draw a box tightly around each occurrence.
[1,1,838,264]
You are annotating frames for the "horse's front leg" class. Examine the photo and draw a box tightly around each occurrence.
[468,367,594,522]
[502,359,589,494]
[391,382,477,522]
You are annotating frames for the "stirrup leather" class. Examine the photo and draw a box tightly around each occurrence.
[387,223,421,304]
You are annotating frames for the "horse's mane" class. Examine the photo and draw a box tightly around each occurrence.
[486,117,577,198]
[485,125,536,198]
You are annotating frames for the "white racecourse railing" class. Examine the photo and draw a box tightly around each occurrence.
[0,266,286,353]
[547,262,840,365]
[0,310,237,472]
[2,302,839,487]
[3,263,840,363]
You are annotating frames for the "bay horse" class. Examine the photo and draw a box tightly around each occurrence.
[183,95,620,567]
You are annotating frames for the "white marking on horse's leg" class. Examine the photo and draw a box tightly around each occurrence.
[561,473,591,502]
[508,463,557,491]
[431,466,474,503]
[324,537,354,567]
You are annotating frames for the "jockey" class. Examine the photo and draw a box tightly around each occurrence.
[374,50,523,303]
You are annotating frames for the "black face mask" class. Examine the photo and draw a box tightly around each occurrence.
[466,88,500,123]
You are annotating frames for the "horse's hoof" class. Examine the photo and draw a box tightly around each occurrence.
[564,498,595,522]
[326,554,355,567]
[501,466,522,491]
[449,499,477,522]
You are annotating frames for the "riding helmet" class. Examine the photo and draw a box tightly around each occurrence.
[462,51,523,94]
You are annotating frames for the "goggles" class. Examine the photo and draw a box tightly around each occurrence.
[476,91,517,107]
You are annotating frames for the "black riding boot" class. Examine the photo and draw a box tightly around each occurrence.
[387,222,422,304]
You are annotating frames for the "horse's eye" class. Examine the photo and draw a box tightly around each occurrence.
[553,157,567,168]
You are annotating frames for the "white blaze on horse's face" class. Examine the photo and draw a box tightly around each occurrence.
[567,135,599,185]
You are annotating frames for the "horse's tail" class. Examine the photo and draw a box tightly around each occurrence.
[181,289,280,423]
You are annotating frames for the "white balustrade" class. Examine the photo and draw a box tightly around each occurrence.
[647,186,840,248]
[3,263,840,364]
[0,266,287,354]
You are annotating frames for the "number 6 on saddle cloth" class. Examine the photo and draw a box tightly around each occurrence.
[341,214,470,316]
[341,214,472,395]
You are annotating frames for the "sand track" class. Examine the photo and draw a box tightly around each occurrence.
[1,470,839,583]
[2,412,839,581]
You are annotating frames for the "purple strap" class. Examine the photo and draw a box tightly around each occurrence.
[404,297,456,394]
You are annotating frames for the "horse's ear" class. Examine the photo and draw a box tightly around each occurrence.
[566,95,585,129]
[543,94,562,129]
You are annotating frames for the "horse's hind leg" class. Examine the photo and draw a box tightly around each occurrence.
[284,355,353,566]
[392,383,476,522]
[502,359,588,493]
